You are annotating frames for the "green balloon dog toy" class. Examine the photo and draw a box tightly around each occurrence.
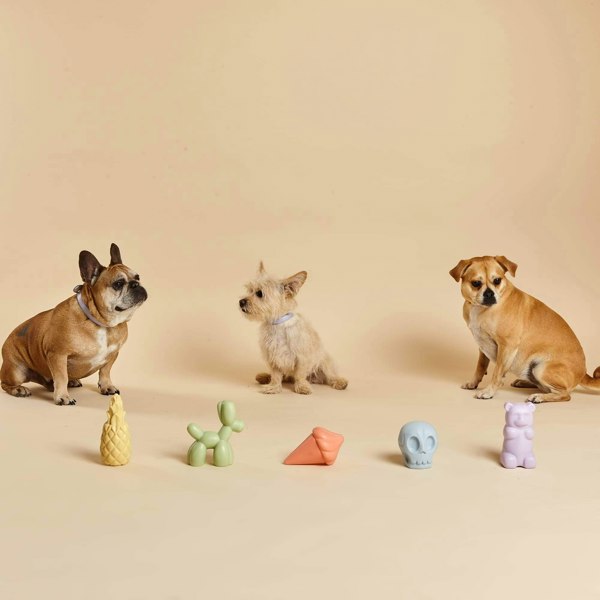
[187,401,245,467]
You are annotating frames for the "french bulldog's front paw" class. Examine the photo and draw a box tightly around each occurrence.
[260,384,282,394]
[461,381,479,390]
[55,395,76,406]
[68,379,83,388]
[12,385,32,397]
[475,387,495,399]
[294,381,313,395]
[98,383,120,395]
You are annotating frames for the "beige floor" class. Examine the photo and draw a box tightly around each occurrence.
[3,369,600,599]
[2,0,600,597]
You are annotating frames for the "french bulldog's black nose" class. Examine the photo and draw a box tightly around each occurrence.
[239,298,247,308]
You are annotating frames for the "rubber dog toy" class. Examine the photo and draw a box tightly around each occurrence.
[100,393,131,466]
[501,402,536,469]
[398,421,438,469]
[187,401,244,467]
[284,427,344,465]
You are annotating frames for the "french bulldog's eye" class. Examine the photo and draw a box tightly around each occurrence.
[255,290,263,298]
[112,279,126,291]
[471,281,482,289]
[493,278,502,286]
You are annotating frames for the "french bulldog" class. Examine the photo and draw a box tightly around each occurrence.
[0,243,147,405]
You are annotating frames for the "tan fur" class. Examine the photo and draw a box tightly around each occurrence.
[450,255,600,403]
[239,263,348,395]
[0,244,147,405]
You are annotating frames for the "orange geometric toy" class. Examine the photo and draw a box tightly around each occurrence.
[283,427,344,465]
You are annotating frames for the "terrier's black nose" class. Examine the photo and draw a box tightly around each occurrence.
[239,298,247,308]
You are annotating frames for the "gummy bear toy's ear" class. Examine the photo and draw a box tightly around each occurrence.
[504,402,513,412]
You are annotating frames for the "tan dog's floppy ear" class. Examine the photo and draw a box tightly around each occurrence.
[449,259,471,282]
[282,271,307,298]
[495,256,518,277]
[109,243,122,266]
[79,250,105,285]
[257,261,266,276]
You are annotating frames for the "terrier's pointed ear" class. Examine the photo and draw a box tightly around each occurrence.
[258,261,266,276]
[79,250,105,285]
[449,259,471,282]
[495,256,517,277]
[109,243,122,266]
[282,271,307,298]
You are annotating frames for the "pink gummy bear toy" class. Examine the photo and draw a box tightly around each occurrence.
[501,402,536,469]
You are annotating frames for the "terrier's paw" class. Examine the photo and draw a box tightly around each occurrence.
[55,395,76,406]
[330,378,348,390]
[68,379,83,388]
[98,383,120,396]
[255,373,271,385]
[527,393,545,404]
[475,388,495,399]
[461,381,479,390]
[10,385,31,397]
[294,381,313,395]
[260,384,282,394]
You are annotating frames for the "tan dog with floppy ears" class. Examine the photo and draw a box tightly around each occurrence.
[1,244,147,405]
[239,262,348,395]
[450,255,600,403]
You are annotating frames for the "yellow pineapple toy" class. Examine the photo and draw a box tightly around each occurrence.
[100,393,131,466]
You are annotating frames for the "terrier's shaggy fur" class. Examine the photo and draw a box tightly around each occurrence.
[239,263,348,395]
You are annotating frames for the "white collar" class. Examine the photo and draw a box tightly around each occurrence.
[272,312,294,325]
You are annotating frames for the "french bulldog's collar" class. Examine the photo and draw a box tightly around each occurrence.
[73,285,109,328]
[272,312,294,325]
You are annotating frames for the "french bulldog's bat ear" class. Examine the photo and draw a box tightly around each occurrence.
[495,256,517,277]
[257,261,266,275]
[449,259,471,282]
[109,243,122,266]
[79,251,105,285]
[282,271,307,298]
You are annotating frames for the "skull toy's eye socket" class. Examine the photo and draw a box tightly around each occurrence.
[407,436,420,452]
[425,436,436,451]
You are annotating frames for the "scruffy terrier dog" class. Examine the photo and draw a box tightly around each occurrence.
[239,263,348,395]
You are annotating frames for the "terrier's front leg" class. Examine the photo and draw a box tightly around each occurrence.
[98,353,120,395]
[260,368,283,394]
[293,363,313,395]
[47,353,75,405]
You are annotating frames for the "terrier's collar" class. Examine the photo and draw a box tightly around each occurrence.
[73,285,109,328]
[272,312,294,325]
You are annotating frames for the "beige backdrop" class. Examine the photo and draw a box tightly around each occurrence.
[2,1,600,598]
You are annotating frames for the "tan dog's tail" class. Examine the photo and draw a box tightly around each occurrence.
[580,368,600,391]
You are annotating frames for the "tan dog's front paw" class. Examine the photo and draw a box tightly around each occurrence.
[98,383,120,396]
[330,378,348,390]
[260,384,282,394]
[461,381,479,390]
[294,381,312,395]
[475,387,495,399]
[55,394,76,406]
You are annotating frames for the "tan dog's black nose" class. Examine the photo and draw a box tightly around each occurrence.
[483,288,496,305]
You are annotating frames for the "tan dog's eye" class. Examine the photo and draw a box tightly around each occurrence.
[255,290,263,298]
[471,281,482,289]
[493,278,502,286]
